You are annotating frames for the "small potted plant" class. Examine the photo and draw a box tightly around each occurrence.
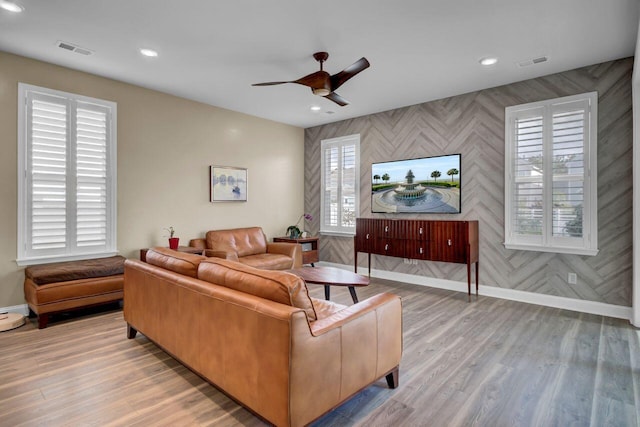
[286,213,313,239]
[165,226,179,250]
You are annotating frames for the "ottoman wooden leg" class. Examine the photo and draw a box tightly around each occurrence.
[127,324,138,339]
[37,313,49,329]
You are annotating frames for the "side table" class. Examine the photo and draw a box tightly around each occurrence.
[140,246,204,262]
[273,236,319,266]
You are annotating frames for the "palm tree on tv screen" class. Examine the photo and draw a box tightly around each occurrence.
[431,170,441,182]
[447,168,459,182]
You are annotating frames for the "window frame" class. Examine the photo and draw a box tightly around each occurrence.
[504,91,598,256]
[17,83,117,266]
[320,134,360,236]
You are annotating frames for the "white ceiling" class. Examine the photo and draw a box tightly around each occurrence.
[1,0,638,128]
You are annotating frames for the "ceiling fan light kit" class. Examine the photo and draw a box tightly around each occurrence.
[253,51,370,106]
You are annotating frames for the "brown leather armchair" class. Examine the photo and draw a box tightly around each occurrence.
[189,226,302,270]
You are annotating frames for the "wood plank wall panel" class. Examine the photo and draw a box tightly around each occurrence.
[304,58,633,307]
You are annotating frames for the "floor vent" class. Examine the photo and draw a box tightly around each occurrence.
[518,56,548,67]
[56,41,94,56]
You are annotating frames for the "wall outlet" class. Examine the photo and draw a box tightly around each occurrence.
[568,272,577,285]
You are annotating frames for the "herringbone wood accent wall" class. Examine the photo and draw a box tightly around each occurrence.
[304,58,632,306]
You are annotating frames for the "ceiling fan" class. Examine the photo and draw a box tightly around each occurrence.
[252,52,370,106]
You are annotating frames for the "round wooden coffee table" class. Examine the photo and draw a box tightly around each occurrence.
[287,266,369,303]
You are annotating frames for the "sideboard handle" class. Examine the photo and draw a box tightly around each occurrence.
[385,244,389,251]
[419,227,423,234]
[448,239,452,246]
[366,233,370,239]
[385,226,389,232]
[419,247,423,254]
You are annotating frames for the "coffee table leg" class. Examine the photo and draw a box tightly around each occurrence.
[348,286,359,304]
[324,285,330,301]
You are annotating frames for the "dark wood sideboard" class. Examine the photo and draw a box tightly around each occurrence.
[354,218,479,300]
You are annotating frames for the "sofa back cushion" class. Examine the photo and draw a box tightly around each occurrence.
[145,247,206,278]
[205,227,267,257]
[198,258,317,321]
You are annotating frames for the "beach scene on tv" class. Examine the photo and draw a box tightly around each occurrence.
[371,154,461,213]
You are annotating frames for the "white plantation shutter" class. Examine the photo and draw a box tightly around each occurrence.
[505,92,597,256]
[30,96,68,251]
[320,134,360,235]
[18,84,117,265]
[76,104,109,248]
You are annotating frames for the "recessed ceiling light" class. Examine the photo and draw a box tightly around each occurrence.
[139,48,158,58]
[479,57,498,66]
[0,1,24,12]
[310,105,321,112]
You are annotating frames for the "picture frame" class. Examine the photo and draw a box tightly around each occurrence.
[210,165,248,202]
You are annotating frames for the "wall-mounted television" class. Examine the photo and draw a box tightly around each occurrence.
[371,153,461,213]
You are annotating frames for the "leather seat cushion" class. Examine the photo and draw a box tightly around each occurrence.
[145,248,207,278]
[240,254,295,271]
[198,258,318,321]
[25,255,126,285]
[206,227,267,257]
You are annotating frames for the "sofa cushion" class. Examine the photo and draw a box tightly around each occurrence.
[198,258,317,321]
[25,255,126,285]
[206,227,267,257]
[240,253,296,271]
[145,247,206,278]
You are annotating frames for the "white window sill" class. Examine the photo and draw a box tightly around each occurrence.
[320,230,356,238]
[504,243,599,257]
[16,251,119,266]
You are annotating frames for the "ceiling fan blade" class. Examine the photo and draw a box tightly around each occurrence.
[324,92,349,107]
[252,81,292,86]
[330,57,370,91]
[294,70,330,89]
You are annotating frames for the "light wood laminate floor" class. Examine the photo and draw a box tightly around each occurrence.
[1,279,639,426]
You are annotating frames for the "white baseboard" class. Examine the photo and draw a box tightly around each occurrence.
[0,304,29,316]
[318,262,633,322]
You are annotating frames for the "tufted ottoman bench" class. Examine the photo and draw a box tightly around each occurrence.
[24,256,126,329]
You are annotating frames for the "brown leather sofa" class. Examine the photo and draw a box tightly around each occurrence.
[124,248,402,427]
[189,226,302,270]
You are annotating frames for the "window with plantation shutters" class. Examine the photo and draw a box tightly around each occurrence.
[504,92,598,256]
[320,134,360,235]
[17,83,117,265]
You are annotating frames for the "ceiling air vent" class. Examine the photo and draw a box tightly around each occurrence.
[517,56,548,68]
[56,40,94,56]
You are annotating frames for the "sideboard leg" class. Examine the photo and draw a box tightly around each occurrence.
[467,261,472,302]
[324,285,331,301]
[476,261,479,297]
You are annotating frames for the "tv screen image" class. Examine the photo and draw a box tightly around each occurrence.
[371,154,461,213]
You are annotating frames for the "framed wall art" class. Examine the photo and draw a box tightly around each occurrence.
[210,165,248,202]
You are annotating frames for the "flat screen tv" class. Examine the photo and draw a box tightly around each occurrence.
[371,153,461,213]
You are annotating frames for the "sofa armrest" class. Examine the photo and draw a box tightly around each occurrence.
[289,292,402,424]
[204,249,239,262]
[267,242,302,268]
[189,238,206,250]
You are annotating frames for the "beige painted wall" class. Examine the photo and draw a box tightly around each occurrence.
[0,51,304,308]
